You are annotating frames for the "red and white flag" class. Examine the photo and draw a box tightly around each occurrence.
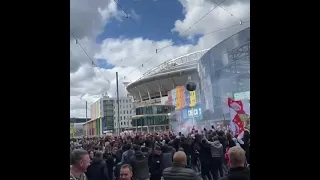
[228,98,247,144]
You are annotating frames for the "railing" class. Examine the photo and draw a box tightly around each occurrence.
[135,49,209,82]
[134,97,162,107]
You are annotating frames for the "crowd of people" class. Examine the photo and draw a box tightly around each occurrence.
[70,127,250,180]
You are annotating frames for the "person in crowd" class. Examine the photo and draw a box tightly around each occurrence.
[181,136,192,166]
[86,151,109,180]
[120,164,133,180]
[88,150,94,161]
[219,146,250,180]
[161,144,173,169]
[115,146,123,165]
[122,144,134,164]
[104,148,115,180]
[149,146,164,180]
[70,149,91,180]
[162,151,199,180]
[191,134,201,172]
[199,139,213,180]
[206,135,224,179]
[130,145,150,180]
[217,130,227,154]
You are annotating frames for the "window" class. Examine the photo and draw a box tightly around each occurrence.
[126,99,128,103]
[120,116,122,120]
[130,104,132,108]
[124,116,126,120]
[121,122,123,125]
[126,105,128,108]
[124,121,126,125]
[127,110,129,114]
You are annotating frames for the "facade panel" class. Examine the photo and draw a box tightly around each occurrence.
[198,27,250,122]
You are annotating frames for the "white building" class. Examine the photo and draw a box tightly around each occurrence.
[114,96,135,134]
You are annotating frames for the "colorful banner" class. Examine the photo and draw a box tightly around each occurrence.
[168,86,200,110]
[176,86,186,110]
[182,104,202,119]
[168,90,172,105]
[171,89,176,106]
[189,91,197,107]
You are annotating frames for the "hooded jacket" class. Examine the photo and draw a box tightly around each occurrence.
[86,157,109,180]
[207,140,223,158]
[130,151,150,180]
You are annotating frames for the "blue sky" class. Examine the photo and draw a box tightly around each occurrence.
[96,0,199,46]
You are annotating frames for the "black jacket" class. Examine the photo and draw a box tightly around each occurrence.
[219,167,250,180]
[130,151,150,179]
[199,142,212,165]
[163,163,200,180]
[86,157,109,180]
[149,154,164,176]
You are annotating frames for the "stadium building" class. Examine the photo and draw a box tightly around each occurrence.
[127,49,208,131]
[198,27,250,127]
[127,27,250,132]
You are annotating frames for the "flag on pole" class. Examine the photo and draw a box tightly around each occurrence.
[228,97,246,144]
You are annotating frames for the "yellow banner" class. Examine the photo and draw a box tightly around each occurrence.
[189,91,196,107]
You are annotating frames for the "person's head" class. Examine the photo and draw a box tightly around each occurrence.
[213,136,219,142]
[154,146,162,155]
[161,144,169,153]
[226,132,233,141]
[228,146,246,168]
[70,149,91,172]
[217,130,224,136]
[173,151,187,166]
[120,164,133,180]
[133,144,141,152]
[88,150,94,159]
[122,144,131,151]
[112,147,118,155]
[94,151,103,159]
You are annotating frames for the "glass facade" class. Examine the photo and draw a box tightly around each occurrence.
[132,105,175,127]
[132,115,169,126]
[136,105,175,115]
[198,27,250,122]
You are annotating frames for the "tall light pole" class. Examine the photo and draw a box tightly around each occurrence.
[116,72,120,136]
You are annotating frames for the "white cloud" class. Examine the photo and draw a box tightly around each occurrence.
[70,0,250,118]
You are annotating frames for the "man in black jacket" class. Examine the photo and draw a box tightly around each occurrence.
[86,151,109,180]
[149,146,164,180]
[130,146,150,180]
[163,151,199,180]
[219,146,249,180]
[199,139,213,180]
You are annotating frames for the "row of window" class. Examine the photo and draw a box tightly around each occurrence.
[116,115,132,120]
[115,121,131,127]
[119,110,134,114]
[119,104,132,109]
[135,105,175,115]
[132,115,169,126]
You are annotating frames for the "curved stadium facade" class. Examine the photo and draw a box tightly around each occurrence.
[127,27,250,131]
[127,49,208,131]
